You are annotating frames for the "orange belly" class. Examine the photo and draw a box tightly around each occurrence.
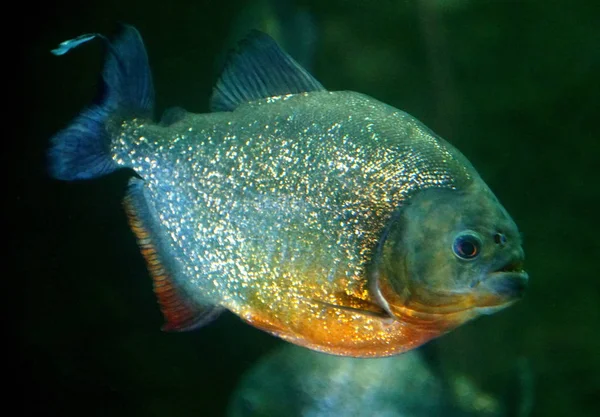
[238,295,454,358]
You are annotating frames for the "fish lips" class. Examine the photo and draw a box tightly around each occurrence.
[482,270,529,299]
[475,259,529,312]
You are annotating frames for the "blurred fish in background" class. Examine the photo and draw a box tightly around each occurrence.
[228,344,532,417]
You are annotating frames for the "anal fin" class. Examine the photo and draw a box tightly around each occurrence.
[123,177,222,331]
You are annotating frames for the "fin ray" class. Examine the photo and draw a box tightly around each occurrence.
[124,177,222,331]
[210,31,325,112]
[48,25,154,181]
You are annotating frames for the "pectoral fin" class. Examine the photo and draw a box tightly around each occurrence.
[310,292,391,319]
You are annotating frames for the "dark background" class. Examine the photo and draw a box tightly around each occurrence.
[16,0,599,416]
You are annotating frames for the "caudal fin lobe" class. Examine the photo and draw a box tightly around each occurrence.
[48,25,155,180]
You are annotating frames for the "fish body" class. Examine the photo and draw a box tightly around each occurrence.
[49,26,528,357]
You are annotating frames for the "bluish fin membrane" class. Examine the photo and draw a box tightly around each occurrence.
[48,25,154,180]
[124,178,222,331]
[102,25,154,115]
[51,33,100,56]
[48,105,116,180]
[210,30,325,112]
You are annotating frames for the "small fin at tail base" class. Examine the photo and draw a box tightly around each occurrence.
[48,25,154,181]
[159,106,187,126]
[124,177,222,331]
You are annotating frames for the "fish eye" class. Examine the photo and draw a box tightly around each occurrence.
[452,231,482,260]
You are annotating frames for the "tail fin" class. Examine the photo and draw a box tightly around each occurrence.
[48,25,154,180]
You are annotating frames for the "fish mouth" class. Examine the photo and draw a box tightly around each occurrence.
[479,258,528,304]
[497,258,526,274]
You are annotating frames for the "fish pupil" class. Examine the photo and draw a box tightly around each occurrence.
[453,232,481,260]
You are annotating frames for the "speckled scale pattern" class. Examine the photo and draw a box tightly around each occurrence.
[111,90,474,338]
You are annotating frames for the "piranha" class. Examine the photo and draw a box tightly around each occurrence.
[48,25,528,357]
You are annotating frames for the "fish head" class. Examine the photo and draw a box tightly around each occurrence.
[372,180,528,330]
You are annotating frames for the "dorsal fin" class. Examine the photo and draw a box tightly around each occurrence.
[210,30,325,112]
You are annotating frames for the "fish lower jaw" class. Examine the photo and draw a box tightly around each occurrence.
[478,270,529,300]
[372,275,482,329]
[475,300,518,316]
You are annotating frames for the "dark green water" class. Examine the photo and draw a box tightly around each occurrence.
[18,0,598,416]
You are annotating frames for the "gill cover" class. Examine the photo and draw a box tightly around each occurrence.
[372,183,526,328]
